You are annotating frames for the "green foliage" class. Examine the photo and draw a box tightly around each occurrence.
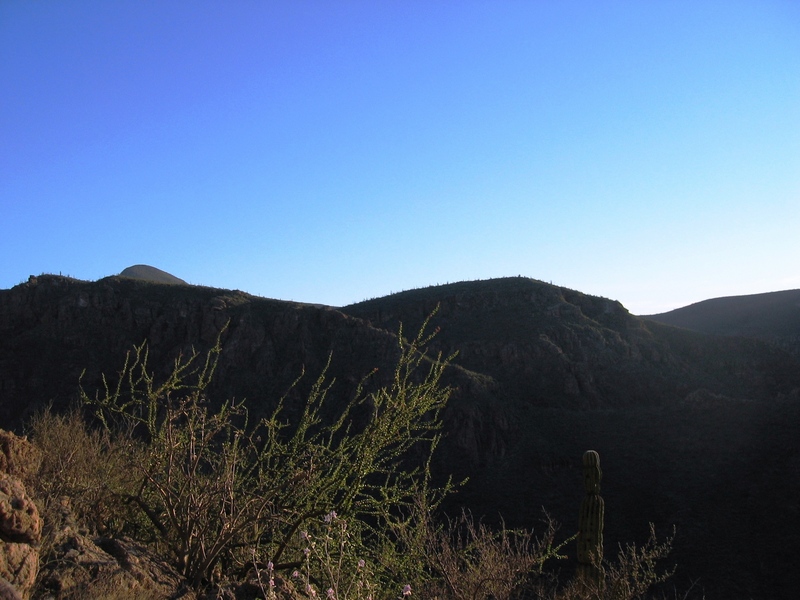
[292,511,383,600]
[80,316,454,590]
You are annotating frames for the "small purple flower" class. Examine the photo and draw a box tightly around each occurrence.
[324,510,337,523]
[266,561,274,572]
[402,584,412,596]
[357,559,366,569]
[292,570,300,579]
[326,588,336,599]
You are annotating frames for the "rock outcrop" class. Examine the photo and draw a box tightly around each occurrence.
[35,533,194,600]
[0,431,41,600]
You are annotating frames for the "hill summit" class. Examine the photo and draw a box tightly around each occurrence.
[118,264,187,285]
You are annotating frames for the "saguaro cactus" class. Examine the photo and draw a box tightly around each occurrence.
[577,449,605,588]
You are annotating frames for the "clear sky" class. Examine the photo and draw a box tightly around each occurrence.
[2,1,799,314]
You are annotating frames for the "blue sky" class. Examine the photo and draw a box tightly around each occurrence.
[2,1,799,314]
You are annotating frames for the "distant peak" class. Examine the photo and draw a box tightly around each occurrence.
[118,265,187,285]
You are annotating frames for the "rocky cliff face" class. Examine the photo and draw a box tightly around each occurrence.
[5,275,796,421]
[3,275,799,472]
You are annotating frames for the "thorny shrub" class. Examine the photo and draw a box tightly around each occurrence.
[545,524,676,600]
[421,510,572,600]
[76,315,456,590]
[27,408,144,558]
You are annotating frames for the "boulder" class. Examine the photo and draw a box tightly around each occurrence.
[0,431,40,484]
[0,476,41,546]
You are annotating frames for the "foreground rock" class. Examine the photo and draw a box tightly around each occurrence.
[0,431,42,600]
[35,533,195,600]
[36,526,304,600]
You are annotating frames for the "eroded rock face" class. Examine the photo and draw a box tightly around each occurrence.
[0,431,41,486]
[0,431,41,600]
[0,477,41,546]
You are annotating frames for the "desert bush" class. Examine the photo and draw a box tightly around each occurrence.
[419,509,572,600]
[602,524,676,600]
[547,524,675,600]
[291,510,385,600]
[27,407,144,555]
[44,569,171,600]
[79,317,454,590]
[273,503,574,600]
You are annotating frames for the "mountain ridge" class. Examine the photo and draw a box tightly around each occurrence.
[644,288,800,356]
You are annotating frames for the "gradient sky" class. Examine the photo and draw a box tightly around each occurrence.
[2,1,799,314]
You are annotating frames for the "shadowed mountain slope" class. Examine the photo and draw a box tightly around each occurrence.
[0,274,412,429]
[343,277,799,409]
[644,289,800,356]
[1,275,800,598]
[347,278,800,599]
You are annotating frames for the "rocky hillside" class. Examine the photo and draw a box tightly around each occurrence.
[644,288,800,357]
[343,278,800,599]
[1,274,800,599]
[0,274,405,428]
[343,278,799,409]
